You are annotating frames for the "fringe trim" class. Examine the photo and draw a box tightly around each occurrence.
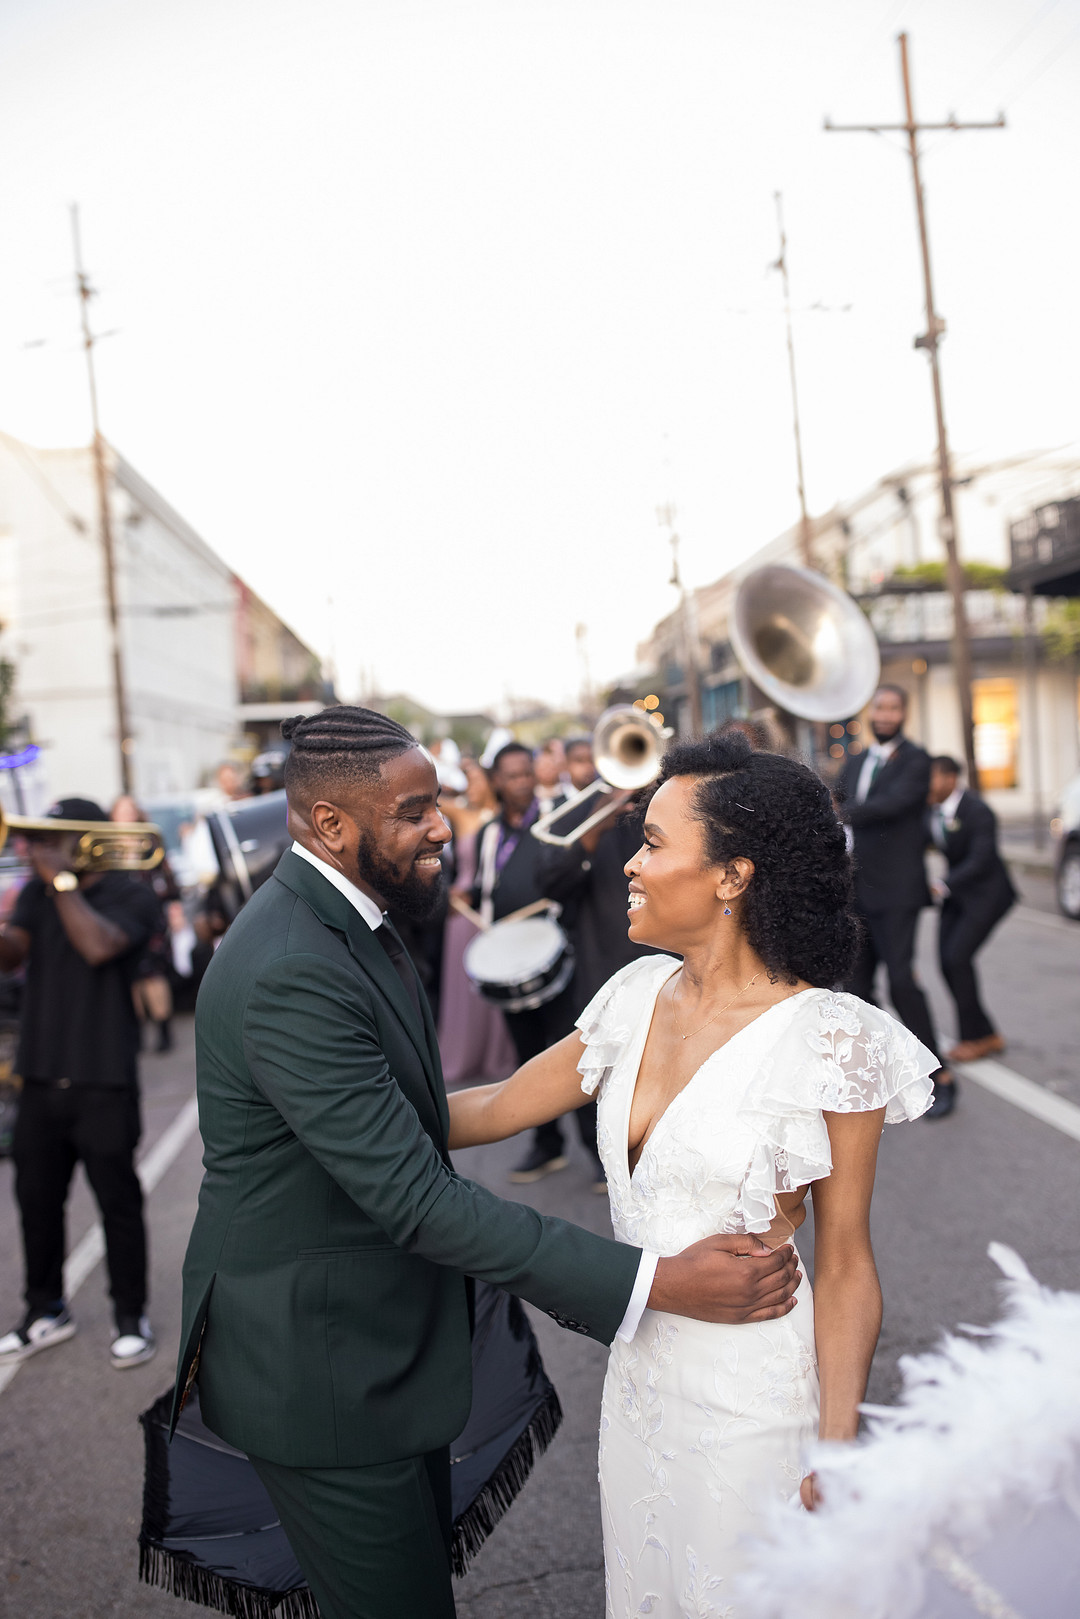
[138,1371,562,1599]
[140,1389,176,1545]
[450,1383,563,1578]
[138,1543,319,1618]
[139,1390,318,1616]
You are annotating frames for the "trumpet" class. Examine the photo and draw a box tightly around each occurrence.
[531,705,667,848]
[0,811,165,872]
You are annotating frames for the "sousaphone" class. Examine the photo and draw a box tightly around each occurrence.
[729,564,880,723]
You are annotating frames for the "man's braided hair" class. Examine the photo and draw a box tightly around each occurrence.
[282,706,418,801]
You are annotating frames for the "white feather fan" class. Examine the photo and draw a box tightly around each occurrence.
[736,1245,1080,1619]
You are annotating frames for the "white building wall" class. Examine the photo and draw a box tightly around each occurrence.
[112,455,236,799]
[0,435,238,807]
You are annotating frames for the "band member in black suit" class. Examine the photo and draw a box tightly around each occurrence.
[835,685,952,1118]
[539,791,655,1015]
[537,780,660,1195]
[564,735,599,793]
[927,755,1016,1065]
[534,738,568,817]
[472,743,598,1183]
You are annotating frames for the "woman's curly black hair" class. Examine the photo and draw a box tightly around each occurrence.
[647,731,858,987]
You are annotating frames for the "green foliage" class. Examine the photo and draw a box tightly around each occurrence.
[891,562,1009,590]
[0,660,15,750]
[1041,599,1080,661]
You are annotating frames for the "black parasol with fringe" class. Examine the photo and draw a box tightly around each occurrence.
[138,1281,561,1616]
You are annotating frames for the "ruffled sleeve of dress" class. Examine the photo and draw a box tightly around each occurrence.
[735,990,937,1233]
[575,955,678,1097]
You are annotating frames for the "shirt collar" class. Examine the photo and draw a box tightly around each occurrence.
[290,841,384,931]
[498,798,539,832]
[870,735,902,760]
[939,786,964,822]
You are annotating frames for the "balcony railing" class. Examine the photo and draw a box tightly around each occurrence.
[1009,498,1080,594]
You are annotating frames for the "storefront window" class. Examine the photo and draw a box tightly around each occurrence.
[973,677,1018,790]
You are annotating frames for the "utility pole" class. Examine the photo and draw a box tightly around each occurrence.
[772,193,814,571]
[657,505,704,734]
[825,33,1004,787]
[575,621,596,724]
[72,205,132,794]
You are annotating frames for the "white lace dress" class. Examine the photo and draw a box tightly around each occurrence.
[576,955,936,1619]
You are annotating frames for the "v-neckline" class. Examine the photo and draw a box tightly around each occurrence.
[622,966,817,1185]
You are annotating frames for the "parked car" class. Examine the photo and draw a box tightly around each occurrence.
[1054,773,1080,918]
[143,789,227,892]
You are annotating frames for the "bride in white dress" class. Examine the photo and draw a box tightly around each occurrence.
[449,732,935,1617]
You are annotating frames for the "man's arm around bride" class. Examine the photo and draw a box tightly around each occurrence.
[172,708,804,1619]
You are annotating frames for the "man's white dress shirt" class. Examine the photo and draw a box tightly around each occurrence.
[290,841,656,1341]
[854,734,901,803]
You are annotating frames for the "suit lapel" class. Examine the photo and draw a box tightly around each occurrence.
[271,852,441,1108]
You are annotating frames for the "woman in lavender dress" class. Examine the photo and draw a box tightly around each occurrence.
[438,759,517,1085]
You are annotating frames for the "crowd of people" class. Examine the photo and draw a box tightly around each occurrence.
[0,688,1017,1411]
[0,687,1029,1619]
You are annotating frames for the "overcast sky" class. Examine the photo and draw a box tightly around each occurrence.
[2,0,1078,713]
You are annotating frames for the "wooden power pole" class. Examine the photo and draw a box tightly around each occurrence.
[825,33,1004,787]
[72,204,132,794]
[657,505,704,735]
[773,193,815,571]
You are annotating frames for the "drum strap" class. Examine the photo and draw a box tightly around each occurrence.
[477,820,500,928]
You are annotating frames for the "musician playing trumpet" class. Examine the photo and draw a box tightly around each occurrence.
[0,798,163,1371]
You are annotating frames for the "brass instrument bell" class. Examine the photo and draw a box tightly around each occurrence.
[0,811,165,872]
[531,705,667,848]
[729,564,881,723]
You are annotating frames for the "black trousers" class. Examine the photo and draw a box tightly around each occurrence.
[846,907,942,1067]
[939,895,1013,1041]
[251,1446,454,1619]
[503,985,599,1161]
[12,1082,146,1321]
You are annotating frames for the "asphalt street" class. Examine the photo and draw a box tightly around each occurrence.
[0,867,1077,1618]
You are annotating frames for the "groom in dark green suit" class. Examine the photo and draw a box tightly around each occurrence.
[175,706,800,1618]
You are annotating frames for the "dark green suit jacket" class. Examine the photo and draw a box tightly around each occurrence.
[174,850,640,1468]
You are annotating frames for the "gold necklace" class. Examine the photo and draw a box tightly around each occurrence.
[670,971,761,1041]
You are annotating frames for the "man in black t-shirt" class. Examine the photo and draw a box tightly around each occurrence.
[0,798,162,1370]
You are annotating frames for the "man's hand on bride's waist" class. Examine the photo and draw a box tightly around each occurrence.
[647,1235,801,1324]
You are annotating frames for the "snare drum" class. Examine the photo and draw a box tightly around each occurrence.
[463,915,575,1014]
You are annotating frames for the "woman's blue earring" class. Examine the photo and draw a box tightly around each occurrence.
[723,905,732,917]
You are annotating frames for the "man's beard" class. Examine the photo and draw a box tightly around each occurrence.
[872,720,902,743]
[354,831,444,920]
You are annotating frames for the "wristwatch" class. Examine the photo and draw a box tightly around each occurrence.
[52,871,78,893]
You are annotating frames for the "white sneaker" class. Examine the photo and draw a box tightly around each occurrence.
[0,1307,77,1363]
[110,1315,157,1369]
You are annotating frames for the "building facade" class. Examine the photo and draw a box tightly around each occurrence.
[0,432,321,809]
[635,447,1080,821]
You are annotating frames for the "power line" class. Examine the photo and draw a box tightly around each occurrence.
[825,32,1006,788]
[952,0,1063,107]
[1001,12,1080,110]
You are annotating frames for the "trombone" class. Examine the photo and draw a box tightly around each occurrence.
[530,705,667,848]
[0,811,165,872]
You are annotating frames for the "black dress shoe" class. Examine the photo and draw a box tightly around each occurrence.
[926,1075,958,1120]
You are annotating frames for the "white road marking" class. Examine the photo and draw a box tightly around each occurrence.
[955,1057,1080,1145]
[0,1094,200,1399]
